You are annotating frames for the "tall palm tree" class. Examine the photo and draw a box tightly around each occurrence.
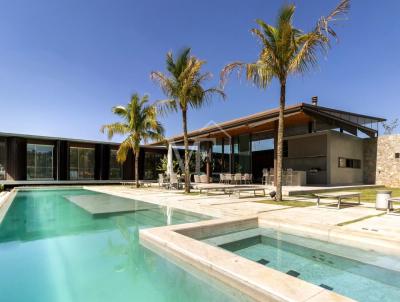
[151,48,225,193]
[101,93,165,188]
[221,0,350,201]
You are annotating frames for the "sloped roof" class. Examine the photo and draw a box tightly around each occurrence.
[148,103,385,145]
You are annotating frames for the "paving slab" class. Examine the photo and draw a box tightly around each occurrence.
[66,194,159,215]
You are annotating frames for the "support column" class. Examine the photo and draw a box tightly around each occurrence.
[167,143,173,175]
[195,141,201,175]
[206,142,212,183]
[273,121,278,185]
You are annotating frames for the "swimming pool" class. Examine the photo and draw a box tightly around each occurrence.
[0,189,248,302]
[204,227,400,302]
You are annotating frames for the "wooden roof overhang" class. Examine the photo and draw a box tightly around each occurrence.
[148,103,384,146]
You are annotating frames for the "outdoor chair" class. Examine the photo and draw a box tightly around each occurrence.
[225,174,232,184]
[234,173,242,184]
[262,169,268,185]
[268,168,274,185]
[219,173,225,183]
[158,174,166,187]
[286,168,293,186]
[200,174,209,183]
[194,175,201,183]
[243,173,252,184]
[169,173,180,190]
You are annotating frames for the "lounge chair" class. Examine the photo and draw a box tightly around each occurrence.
[314,191,361,209]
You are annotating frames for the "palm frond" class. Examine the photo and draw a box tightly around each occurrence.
[100,122,129,140]
[316,0,350,39]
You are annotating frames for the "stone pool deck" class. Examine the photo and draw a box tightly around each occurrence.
[84,185,400,254]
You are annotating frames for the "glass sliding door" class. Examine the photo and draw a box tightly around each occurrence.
[251,131,274,182]
[69,147,95,180]
[212,139,223,173]
[233,134,251,173]
[109,149,122,180]
[0,141,6,180]
[27,144,54,180]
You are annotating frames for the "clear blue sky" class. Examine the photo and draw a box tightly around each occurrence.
[0,0,399,142]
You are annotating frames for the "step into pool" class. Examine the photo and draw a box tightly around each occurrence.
[203,228,400,302]
[0,189,250,302]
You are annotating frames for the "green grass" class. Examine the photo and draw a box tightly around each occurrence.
[255,199,314,207]
[343,187,400,204]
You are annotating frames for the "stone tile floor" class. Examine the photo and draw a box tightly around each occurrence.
[83,185,400,245]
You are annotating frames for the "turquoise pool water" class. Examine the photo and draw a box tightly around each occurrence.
[213,229,400,302]
[0,189,247,302]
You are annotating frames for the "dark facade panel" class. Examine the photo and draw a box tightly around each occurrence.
[0,133,167,183]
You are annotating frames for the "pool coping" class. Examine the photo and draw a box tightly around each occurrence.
[0,189,16,224]
[139,217,355,302]
[258,217,400,256]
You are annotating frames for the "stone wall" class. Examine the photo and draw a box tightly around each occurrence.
[363,138,377,184]
[375,134,400,187]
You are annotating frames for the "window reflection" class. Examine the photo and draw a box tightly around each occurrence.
[0,142,6,180]
[109,149,122,179]
[27,144,54,180]
[69,147,95,180]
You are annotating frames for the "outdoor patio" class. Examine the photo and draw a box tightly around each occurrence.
[85,185,400,248]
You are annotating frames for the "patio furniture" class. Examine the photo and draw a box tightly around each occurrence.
[268,168,274,185]
[158,174,167,187]
[314,191,361,209]
[285,168,293,186]
[198,184,234,195]
[121,181,135,186]
[387,197,399,214]
[262,169,268,185]
[243,173,252,184]
[138,180,154,187]
[168,173,180,190]
[200,174,210,183]
[219,173,225,183]
[225,174,233,184]
[234,173,242,184]
[227,187,266,198]
[376,190,392,211]
[194,175,201,183]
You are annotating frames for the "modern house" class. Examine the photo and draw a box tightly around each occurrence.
[0,132,165,187]
[149,98,387,186]
[1,98,395,188]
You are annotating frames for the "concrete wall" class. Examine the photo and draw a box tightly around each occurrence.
[284,132,327,184]
[375,134,400,187]
[363,138,377,184]
[327,131,364,185]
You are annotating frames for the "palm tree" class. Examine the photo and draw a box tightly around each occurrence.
[151,48,225,193]
[221,0,350,201]
[101,93,165,188]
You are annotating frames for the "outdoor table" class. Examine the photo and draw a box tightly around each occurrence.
[376,190,392,211]
[314,191,361,209]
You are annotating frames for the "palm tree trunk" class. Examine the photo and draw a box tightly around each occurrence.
[182,109,190,193]
[135,151,140,188]
[275,81,286,201]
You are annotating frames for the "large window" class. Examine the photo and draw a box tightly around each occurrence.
[69,147,95,180]
[109,149,122,179]
[233,134,251,173]
[144,152,163,180]
[0,142,6,180]
[27,144,54,180]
